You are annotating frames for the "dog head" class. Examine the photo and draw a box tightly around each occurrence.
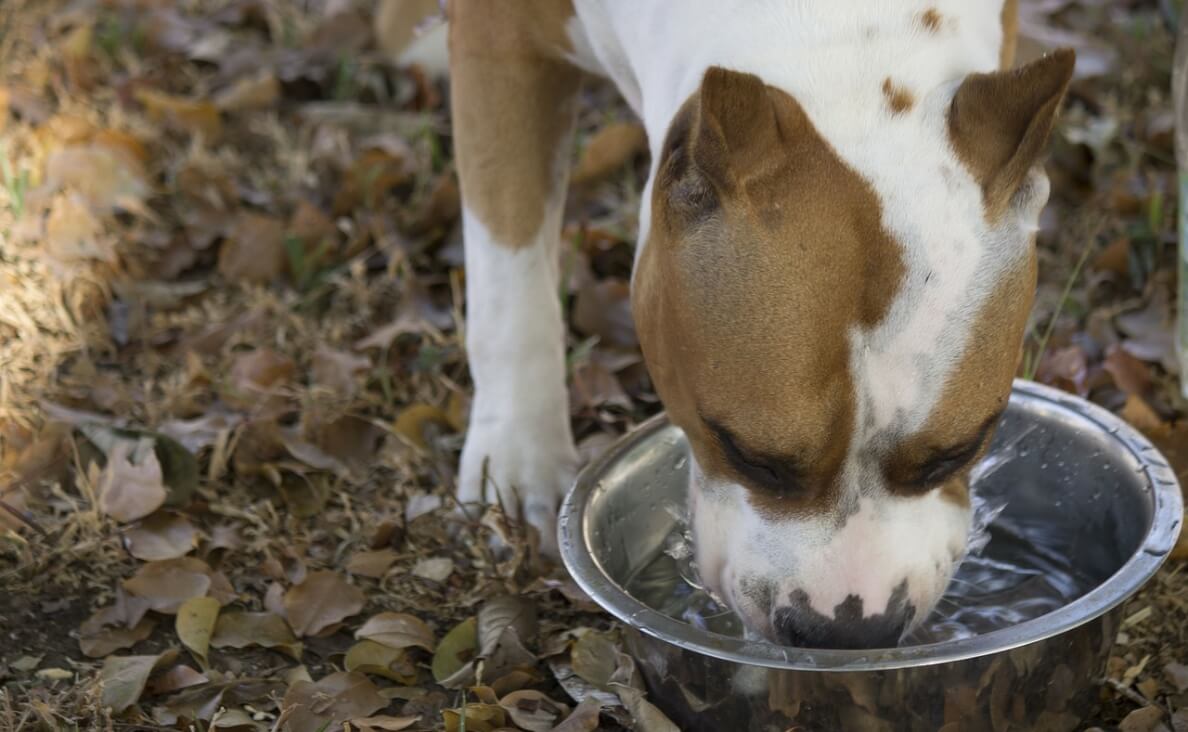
[632,52,1073,648]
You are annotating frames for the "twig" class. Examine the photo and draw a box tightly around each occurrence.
[0,496,47,537]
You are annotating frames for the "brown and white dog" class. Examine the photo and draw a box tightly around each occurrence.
[384,0,1074,648]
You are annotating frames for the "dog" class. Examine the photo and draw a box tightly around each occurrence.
[383,0,1074,649]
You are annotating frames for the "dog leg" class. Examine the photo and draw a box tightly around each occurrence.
[450,4,582,557]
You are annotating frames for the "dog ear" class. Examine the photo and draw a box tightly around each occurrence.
[660,66,808,222]
[948,49,1075,213]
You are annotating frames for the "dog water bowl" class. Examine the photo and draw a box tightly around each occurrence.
[559,380,1182,731]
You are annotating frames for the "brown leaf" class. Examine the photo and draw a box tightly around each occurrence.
[393,403,451,449]
[346,549,398,578]
[78,605,156,658]
[135,88,222,139]
[98,437,167,523]
[148,664,209,695]
[284,570,366,637]
[218,212,287,284]
[214,69,281,112]
[281,671,386,732]
[97,650,177,713]
[572,277,637,348]
[176,596,220,667]
[550,698,603,732]
[355,612,435,652]
[123,512,197,560]
[498,690,569,732]
[1103,345,1152,398]
[1118,706,1164,732]
[211,611,303,660]
[123,557,234,614]
[570,122,646,186]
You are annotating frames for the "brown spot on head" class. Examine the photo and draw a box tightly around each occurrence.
[633,67,906,517]
[882,78,914,115]
[919,8,943,33]
[948,49,1074,218]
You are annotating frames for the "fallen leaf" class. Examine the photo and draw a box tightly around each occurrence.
[393,404,452,449]
[355,612,435,652]
[281,671,387,732]
[98,437,167,522]
[570,121,646,186]
[346,549,398,578]
[148,664,209,695]
[211,611,303,660]
[348,715,421,732]
[176,596,220,667]
[218,212,287,284]
[284,570,366,637]
[498,689,569,732]
[344,640,419,683]
[1118,705,1165,732]
[432,617,477,684]
[412,557,453,582]
[123,557,234,614]
[78,606,156,658]
[97,650,177,713]
[214,69,281,111]
[441,703,507,732]
[135,88,222,139]
[123,512,197,560]
[550,697,603,732]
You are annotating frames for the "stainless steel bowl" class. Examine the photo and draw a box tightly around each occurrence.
[559,380,1183,732]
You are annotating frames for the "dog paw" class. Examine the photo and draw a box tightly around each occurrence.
[457,418,578,558]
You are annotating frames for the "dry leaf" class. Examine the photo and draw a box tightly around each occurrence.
[218,212,287,284]
[393,404,451,449]
[97,650,177,713]
[412,557,453,582]
[432,617,476,684]
[135,88,222,139]
[98,438,167,523]
[344,640,419,683]
[214,69,280,111]
[498,689,569,732]
[355,612,435,652]
[211,611,303,660]
[281,671,387,732]
[346,549,398,578]
[123,512,197,560]
[176,596,220,667]
[570,122,646,186]
[78,606,156,658]
[123,557,234,614]
[284,570,366,637]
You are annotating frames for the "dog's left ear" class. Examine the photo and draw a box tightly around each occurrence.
[948,49,1075,213]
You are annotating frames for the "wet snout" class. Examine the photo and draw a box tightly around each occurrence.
[771,581,916,649]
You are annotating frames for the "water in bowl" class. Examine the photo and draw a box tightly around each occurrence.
[622,444,1099,647]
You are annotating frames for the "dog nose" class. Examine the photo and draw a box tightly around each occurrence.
[772,594,913,649]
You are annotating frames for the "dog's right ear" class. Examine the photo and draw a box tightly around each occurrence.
[659,66,809,224]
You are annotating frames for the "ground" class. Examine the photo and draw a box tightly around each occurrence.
[0,0,1186,730]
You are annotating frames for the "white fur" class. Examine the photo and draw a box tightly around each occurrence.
[563,0,1040,638]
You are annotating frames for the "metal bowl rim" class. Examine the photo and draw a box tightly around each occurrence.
[558,379,1183,671]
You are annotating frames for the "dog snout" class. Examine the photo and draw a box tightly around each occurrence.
[770,585,915,649]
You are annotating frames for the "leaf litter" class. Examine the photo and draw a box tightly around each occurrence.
[0,0,1184,729]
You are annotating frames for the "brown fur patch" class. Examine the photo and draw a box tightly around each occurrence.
[1000,0,1019,69]
[882,78,914,115]
[448,0,581,249]
[633,68,906,518]
[919,8,943,33]
[948,49,1074,218]
[884,250,1037,503]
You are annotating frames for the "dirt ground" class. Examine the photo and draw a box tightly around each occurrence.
[0,0,1186,730]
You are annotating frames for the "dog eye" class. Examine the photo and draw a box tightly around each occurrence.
[704,419,801,495]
